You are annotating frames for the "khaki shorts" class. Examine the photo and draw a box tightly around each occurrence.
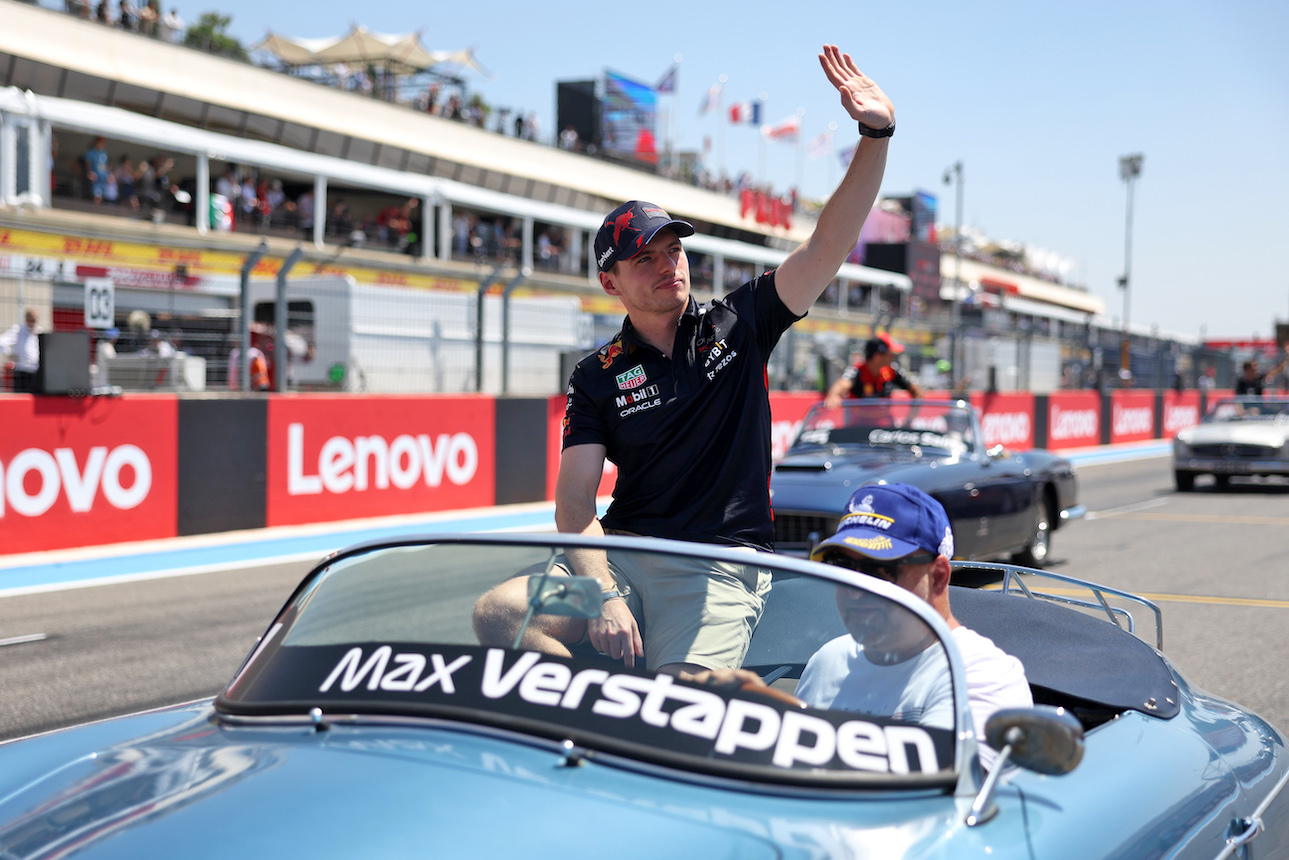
[524,542,773,671]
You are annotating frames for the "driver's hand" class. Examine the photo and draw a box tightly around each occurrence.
[824,393,842,410]
[587,597,643,668]
[687,667,766,688]
[688,668,808,709]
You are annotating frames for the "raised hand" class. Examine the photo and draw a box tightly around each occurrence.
[818,44,894,130]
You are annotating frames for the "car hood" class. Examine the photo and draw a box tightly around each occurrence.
[772,448,947,492]
[1180,423,1289,447]
[0,704,1025,859]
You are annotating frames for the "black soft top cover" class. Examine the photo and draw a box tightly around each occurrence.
[950,585,1179,719]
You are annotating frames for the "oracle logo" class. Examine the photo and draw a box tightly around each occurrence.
[1050,405,1099,441]
[981,412,1031,446]
[1113,405,1154,436]
[1164,404,1199,434]
[1,445,152,517]
[287,423,479,496]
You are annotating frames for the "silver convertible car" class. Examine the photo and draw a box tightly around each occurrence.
[1173,396,1289,491]
[0,534,1285,858]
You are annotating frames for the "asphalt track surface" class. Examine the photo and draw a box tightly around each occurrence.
[7,441,1289,744]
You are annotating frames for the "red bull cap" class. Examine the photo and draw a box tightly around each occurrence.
[594,200,695,272]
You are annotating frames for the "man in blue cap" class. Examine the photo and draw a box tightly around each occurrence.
[799,482,1031,766]
[476,45,897,677]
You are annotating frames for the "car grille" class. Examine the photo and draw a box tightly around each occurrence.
[773,512,839,549]
[1191,443,1279,459]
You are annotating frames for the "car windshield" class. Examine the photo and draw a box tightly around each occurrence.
[792,400,975,455]
[218,536,961,789]
[1205,398,1289,423]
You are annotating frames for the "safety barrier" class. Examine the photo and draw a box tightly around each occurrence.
[0,389,1222,554]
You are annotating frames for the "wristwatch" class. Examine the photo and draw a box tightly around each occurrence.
[601,589,623,602]
[858,119,895,138]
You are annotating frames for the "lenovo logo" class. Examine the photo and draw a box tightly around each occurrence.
[1,445,151,517]
[980,412,1031,447]
[287,424,479,496]
[1113,405,1154,436]
[1050,405,1099,441]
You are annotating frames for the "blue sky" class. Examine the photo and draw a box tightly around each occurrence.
[204,0,1288,341]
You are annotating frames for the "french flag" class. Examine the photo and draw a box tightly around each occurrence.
[728,100,761,125]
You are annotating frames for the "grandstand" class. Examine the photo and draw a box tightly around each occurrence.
[0,0,1212,394]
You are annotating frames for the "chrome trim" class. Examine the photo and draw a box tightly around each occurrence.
[1059,504,1087,521]
[954,561,1165,650]
[1213,765,1289,859]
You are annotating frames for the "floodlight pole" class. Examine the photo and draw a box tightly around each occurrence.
[475,264,506,392]
[275,246,304,393]
[943,161,963,391]
[238,240,269,392]
[501,267,532,394]
[1118,153,1144,386]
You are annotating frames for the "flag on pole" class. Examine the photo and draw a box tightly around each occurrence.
[698,81,722,115]
[728,100,761,125]
[807,130,833,160]
[761,114,801,142]
[655,64,677,94]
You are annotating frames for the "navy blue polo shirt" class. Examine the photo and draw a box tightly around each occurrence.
[561,271,801,550]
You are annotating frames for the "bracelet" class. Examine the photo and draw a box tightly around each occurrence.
[858,119,895,139]
[601,589,623,602]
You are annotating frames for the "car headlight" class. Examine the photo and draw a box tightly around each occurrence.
[1173,436,1191,458]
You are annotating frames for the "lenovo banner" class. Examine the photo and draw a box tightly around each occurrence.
[768,392,823,462]
[0,394,177,553]
[1162,391,1202,438]
[546,395,618,501]
[1047,392,1102,449]
[1109,390,1157,444]
[268,396,495,527]
[971,392,1036,450]
[544,391,826,501]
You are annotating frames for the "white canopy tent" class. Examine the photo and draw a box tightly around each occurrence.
[252,26,491,78]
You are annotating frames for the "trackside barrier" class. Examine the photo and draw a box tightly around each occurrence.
[1,389,1212,554]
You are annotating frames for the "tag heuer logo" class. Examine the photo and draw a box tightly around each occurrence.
[616,365,647,390]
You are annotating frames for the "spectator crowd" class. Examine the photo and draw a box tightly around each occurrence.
[63,0,185,41]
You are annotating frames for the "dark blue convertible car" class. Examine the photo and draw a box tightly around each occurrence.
[771,399,1084,565]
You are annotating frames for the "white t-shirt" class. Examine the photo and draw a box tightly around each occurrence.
[797,625,1031,769]
[796,634,954,729]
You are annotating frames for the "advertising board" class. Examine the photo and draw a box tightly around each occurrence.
[267,396,495,526]
[0,395,177,552]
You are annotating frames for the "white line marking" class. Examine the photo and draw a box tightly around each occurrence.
[1086,498,1169,520]
[0,633,48,647]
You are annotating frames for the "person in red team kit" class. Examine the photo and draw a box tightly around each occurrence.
[825,332,924,408]
[474,45,897,678]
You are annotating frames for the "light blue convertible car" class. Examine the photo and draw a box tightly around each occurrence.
[0,534,1285,858]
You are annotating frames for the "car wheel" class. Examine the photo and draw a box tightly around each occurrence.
[1174,470,1195,492]
[1011,497,1052,568]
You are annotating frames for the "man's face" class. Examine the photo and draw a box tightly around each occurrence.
[1245,363,1260,378]
[868,349,894,369]
[23,312,36,329]
[600,228,690,318]
[828,553,937,662]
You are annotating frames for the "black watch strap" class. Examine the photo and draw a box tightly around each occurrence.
[858,119,895,138]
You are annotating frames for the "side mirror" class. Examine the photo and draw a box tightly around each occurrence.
[985,706,1084,775]
[966,706,1084,827]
